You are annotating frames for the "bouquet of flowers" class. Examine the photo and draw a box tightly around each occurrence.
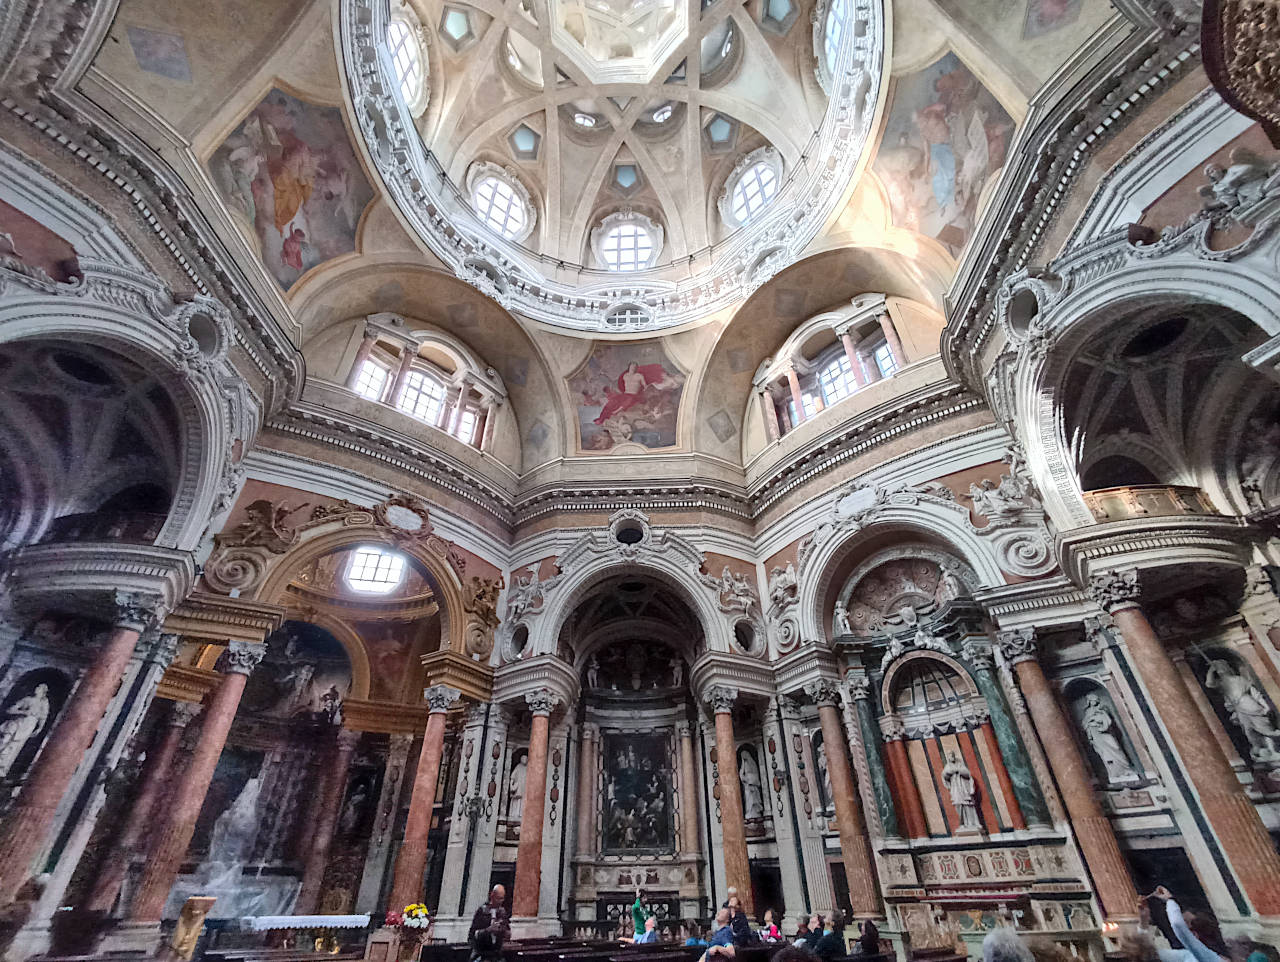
[401,905,431,931]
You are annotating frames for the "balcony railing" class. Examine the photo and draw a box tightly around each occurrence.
[1082,485,1218,522]
[40,511,168,545]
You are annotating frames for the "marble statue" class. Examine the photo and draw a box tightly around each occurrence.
[671,658,684,688]
[1080,693,1138,782]
[1199,148,1280,212]
[0,683,50,779]
[941,751,981,831]
[508,754,528,821]
[208,776,263,869]
[586,656,600,689]
[768,562,798,609]
[938,568,966,602]
[833,601,852,637]
[739,751,765,819]
[815,739,834,810]
[1205,659,1280,761]
[219,499,308,553]
[339,782,368,835]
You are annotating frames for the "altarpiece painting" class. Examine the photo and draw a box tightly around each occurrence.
[600,732,675,853]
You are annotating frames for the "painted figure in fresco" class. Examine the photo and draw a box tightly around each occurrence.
[832,601,853,637]
[1205,659,1280,761]
[0,684,50,779]
[1080,693,1139,782]
[508,753,528,821]
[941,751,981,830]
[593,362,680,424]
[739,750,765,819]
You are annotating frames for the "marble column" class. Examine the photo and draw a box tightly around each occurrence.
[0,592,162,904]
[356,733,414,914]
[128,641,265,923]
[705,686,752,915]
[785,367,806,423]
[963,640,1051,826]
[296,728,362,914]
[1089,570,1280,915]
[388,346,417,407]
[997,628,1137,920]
[575,723,597,857]
[859,350,882,384]
[878,312,907,370]
[388,685,460,912]
[881,735,927,839]
[758,390,781,442]
[448,381,469,435]
[677,723,700,857]
[848,679,898,838]
[513,689,560,918]
[835,330,866,388]
[86,698,201,913]
[806,682,880,917]
[346,332,379,389]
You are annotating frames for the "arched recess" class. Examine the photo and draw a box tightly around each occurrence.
[0,269,260,551]
[797,495,1008,647]
[998,238,1280,531]
[282,606,373,701]
[234,523,468,659]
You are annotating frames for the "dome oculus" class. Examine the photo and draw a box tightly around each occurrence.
[346,547,407,593]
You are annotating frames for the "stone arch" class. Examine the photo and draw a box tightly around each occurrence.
[280,606,373,701]
[880,649,981,717]
[250,526,468,658]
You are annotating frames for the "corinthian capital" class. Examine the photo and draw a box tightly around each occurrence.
[996,627,1037,665]
[846,676,872,701]
[425,684,462,714]
[525,687,561,716]
[1086,568,1141,612]
[703,685,739,714]
[220,640,265,676]
[109,589,165,633]
[804,680,842,707]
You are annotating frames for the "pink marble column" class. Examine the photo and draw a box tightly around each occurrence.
[806,682,879,917]
[758,390,781,441]
[296,728,362,914]
[839,331,869,388]
[859,349,882,383]
[785,367,806,423]
[129,641,265,923]
[0,592,161,904]
[388,346,417,407]
[575,723,596,857]
[678,723,700,857]
[878,312,907,370]
[388,685,460,912]
[480,400,500,450]
[346,333,380,389]
[448,381,469,435]
[86,698,201,913]
[1090,569,1280,915]
[705,686,752,916]
[513,689,560,917]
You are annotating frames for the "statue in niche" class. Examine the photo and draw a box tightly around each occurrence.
[508,752,528,821]
[0,683,50,779]
[671,658,684,688]
[833,602,852,637]
[941,751,981,831]
[1204,659,1280,762]
[1079,693,1139,783]
[586,656,600,689]
[339,781,369,836]
[739,750,765,820]
[938,568,966,603]
[815,737,834,811]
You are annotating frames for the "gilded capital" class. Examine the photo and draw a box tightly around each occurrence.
[1087,568,1141,612]
[804,680,842,708]
[424,684,462,714]
[996,627,1037,665]
[703,684,739,714]
[220,640,265,676]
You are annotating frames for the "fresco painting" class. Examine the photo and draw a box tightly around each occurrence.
[1022,0,1083,37]
[568,341,684,452]
[873,53,1014,257]
[210,89,374,291]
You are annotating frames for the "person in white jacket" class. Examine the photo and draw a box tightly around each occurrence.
[1145,887,1227,962]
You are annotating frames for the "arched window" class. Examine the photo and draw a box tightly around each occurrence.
[822,0,850,75]
[386,15,427,111]
[719,147,783,228]
[592,212,663,272]
[467,163,536,242]
[873,341,897,377]
[353,359,389,401]
[346,546,407,593]
[398,369,446,424]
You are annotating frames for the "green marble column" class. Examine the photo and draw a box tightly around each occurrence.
[963,641,1051,826]
[849,678,899,837]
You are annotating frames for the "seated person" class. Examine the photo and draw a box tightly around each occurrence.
[685,921,709,947]
[621,916,659,945]
[813,911,847,961]
[853,920,879,956]
[761,909,782,942]
[699,908,736,962]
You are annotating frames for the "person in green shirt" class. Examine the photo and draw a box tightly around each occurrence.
[632,887,652,938]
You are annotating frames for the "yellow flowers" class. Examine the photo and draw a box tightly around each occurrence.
[403,904,430,919]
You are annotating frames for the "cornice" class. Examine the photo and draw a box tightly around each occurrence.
[941,18,1202,387]
[971,576,1095,630]
[155,663,220,704]
[342,697,432,734]
[421,648,494,703]
[1055,515,1256,587]
[164,592,286,645]
[0,541,196,618]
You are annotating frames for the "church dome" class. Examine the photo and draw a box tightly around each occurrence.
[340,0,883,332]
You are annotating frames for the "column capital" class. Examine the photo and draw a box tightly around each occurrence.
[1087,568,1141,612]
[424,684,462,713]
[525,687,561,716]
[703,684,739,714]
[961,638,994,671]
[996,627,1038,665]
[219,640,265,676]
[775,693,802,719]
[804,680,842,707]
[169,700,203,728]
[675,722,693,738]
[109,589,166,633]
[879,714,906,742]
[144,630,183,667]
[465,702,490,727]
[846,676,873,701]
